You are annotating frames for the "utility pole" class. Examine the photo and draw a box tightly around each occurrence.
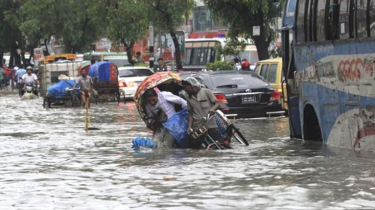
[149,25,154,70]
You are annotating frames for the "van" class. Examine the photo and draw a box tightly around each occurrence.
[39,62,81,97]
[254,58,288,111]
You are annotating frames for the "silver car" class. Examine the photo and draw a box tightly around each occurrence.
[118,67,153,99]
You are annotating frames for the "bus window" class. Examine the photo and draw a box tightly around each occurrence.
[369,0,375,37]
[201,48,208,65]
[207,48,212,64]
[296,0,307,42]
[260,64,269,81]
[286,0,297,17]
[339,0,355,39]
[316,0,328,41]
[268,64,278,83]
[192,48,200,65]
[185,48,192,65]
[357,0,368,38]
[308,0,318,42]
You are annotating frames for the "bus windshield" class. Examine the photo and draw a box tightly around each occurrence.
[184,40,220,66]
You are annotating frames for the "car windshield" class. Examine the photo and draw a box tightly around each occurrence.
[210,74,266,89]
[118,69,153,77]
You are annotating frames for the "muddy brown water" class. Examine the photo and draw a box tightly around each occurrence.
[1,94,375,209]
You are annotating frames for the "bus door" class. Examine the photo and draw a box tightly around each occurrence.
[282,0,302,138]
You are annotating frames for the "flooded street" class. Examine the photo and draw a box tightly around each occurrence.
[1,94,375,210]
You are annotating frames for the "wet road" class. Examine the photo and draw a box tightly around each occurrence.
[1,94,375,210]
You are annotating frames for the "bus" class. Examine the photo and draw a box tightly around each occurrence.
[282,0,375,151]
[184,38,259,71]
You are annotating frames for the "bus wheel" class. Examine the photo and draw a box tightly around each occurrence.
[303,104,322,141]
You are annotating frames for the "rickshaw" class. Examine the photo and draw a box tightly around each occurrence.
[134,72,249,149]
[88,61,125,103]
[43,79,81,108]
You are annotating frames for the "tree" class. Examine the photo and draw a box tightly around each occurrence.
[106,0,149,65]
[1,0,27,67]
[204,0,284,60]
[1,0,107,66]
[142,0,195,67]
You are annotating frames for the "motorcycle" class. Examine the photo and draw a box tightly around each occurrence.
[21,82,38,100]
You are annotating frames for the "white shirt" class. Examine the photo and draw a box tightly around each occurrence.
[22,73,38,84]
[145,91,187,121]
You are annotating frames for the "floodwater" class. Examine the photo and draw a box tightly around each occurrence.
[1,94,375,210]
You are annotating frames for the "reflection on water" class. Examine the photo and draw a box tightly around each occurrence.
[1,95,375,209]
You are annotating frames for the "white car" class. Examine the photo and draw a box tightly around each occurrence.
[118,67,153,99]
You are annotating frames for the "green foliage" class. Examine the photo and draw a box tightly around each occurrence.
[141,0,195,66]
[215,38,248,59]
[204,0,285,60]
[0,0,196,66]
[206,61,233,71]
[107,0,148,46]
[142,0,195,33]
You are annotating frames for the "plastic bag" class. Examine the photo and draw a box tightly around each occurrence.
[162,109,189,148]
[132,137,157,151]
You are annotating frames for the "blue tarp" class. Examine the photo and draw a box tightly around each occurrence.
[88,61,111,81]
[163,109,189,148]
[47,80,80,97]
[132,137,157,151]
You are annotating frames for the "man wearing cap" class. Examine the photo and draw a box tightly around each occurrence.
[182,77,225,148]
[20,66,39,96]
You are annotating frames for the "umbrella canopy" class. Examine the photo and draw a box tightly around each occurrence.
[134,71,181,103]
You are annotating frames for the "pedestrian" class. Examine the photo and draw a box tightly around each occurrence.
[231,58,240,71]
[134,51,144,64]
[181,77,227,149]
[0,67,4,89]
[240,60,251,71]
[73,69,93,108]
[14,66,27,96]
[153,58,167,72]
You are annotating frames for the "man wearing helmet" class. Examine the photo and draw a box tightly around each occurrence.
[20,66,39,96]
[240,60,251,71]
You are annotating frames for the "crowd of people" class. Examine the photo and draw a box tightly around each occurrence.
[1,58,39,96]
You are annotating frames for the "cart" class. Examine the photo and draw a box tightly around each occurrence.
[88,61,125,103]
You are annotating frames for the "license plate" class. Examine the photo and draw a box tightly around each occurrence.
[242,96,257,103]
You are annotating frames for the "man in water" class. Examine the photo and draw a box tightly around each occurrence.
[182,77,227,148]
[144,88,187,148]
[144,88,187,130]
[73,69,93,108]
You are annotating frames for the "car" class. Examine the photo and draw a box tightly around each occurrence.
[254,58,288,112]
[180,71,283,118]
[118,67,153,99]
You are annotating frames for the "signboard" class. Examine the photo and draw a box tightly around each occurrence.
[253,26,260,36]
[96,38,112,51]
[33,48,43,66]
